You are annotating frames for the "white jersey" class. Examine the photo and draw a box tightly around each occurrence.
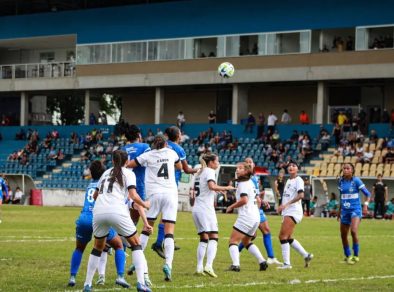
[136,148,180,197]
[193,167,216,213]
[282,176,304,218]
[94,167,136,216]
[236,180,260,221]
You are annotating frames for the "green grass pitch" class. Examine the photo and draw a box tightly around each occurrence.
[1,205,393,291]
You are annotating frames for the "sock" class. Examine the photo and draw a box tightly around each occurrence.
[280,240,291,265]
[206,239,218,269]
[97,251,108,276]
[155,224,165,247]
[197,240,208,270]
[263,233,274,258]
[229,244,240,266]
[289,239,308,258]
[238,242,245,252]
[144,257,149,275]
[115,249,125,276]
[140,233,150,251]
[164,235,175,269]
[132,248,146,284]
[353,243,359,257]
[84,249,101,287]
[70,249,83,276]
[343,245,351,257]
[246,243,265,264]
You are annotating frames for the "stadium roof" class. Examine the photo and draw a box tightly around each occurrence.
[0,0,185,16]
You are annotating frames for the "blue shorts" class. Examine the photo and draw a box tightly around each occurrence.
[259,209,267,223]
[340,209,362,225]
[75,213,116,243]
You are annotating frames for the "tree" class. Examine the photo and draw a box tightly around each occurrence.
[47,95,84,125]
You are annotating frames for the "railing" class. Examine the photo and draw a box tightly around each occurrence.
[0,62,76,79]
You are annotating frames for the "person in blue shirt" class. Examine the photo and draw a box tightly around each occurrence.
[0,175,9,223]
[151,126,198,258]
[337,163,371,264]
[68,161,130,288]
[122,125,150,224]
[238,158,282,266]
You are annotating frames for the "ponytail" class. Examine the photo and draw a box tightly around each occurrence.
[198,153,217,174]
[110,150,128,188]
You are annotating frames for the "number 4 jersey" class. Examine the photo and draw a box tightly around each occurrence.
[135,148,180,197]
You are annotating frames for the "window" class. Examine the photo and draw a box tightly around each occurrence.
[76,44,111,64]
[356,25,394,51]
[240,35,258,55]
[194,38,217,58]
[40,52,55,63]
[158,40,184,60]
[112,42,147,62]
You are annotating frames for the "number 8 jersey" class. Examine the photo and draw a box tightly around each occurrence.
[135,148,180,197]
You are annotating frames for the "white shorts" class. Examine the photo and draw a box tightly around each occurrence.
[146,193,178,223]
[93,212,137,238]
[282,211,303,224]
[192,211,218,234]
[233,216,259,237]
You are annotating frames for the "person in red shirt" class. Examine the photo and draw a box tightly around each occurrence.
[299,111,310,124]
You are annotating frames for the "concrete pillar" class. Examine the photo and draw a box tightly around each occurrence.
[155,87,164,124]
[232,84,248,124]
[20,92,28,126]
[316,81,328,124]
[84,90,90,125]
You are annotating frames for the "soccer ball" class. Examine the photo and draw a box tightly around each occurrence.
[218,62,235,78]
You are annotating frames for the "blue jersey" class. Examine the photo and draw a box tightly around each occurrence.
[81,181,98,214]
[338,176,371,211]
[0,177,8,199]
[122,142,150,199]
[167,141,186,185]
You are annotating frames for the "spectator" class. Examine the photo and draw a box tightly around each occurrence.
[361,149,373,163]
[370,107,381,123]
[382,109,390,123]
[332,123,342,146]
[337,111,347,126]
[208,110,216,124]
[180,131,190,143]
[89,113,96,125]
[384,198,394,220]
[320,131,331,151]
[176,111,186,130]
[299,110,310,124]
[302,178,312,216]
[256,112,265,139]
[15,128,26,140]
[383,148,394,163]
[12,187,23,204]
[267,112,278,133]
[327,192,339,218]
[156,128,163,135]
[310,196,318,217]
[197,143,205,155]
[244,112,256,133]
[369,129,378,144]
[281,109,291,124]
[372,174,388,219]
[358,108,367,134]
[145,129,154,144]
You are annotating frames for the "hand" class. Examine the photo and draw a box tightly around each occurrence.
[262,200,270,209]
[144,201,150,210]
[226,186,236,191]
[226,206,233,213]
[277,204,287,213]
[144,224,153,235]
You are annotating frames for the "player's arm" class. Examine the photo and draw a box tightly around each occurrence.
[128,187,150,210]
[359,182,371,214]
[2,181,8,198]
[278,190,304,212]
[127,159,138,168]
[132,201,153,234]
[208,181,235,192]
[175,160,182,170]
[182,159,198,174]
[93,189,99,201]
[226,194,248,213]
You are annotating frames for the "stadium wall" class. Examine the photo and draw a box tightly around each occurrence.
[1,0,393,43]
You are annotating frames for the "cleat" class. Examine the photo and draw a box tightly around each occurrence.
[195,269,206,276]
[267,257,282,265]
[83,284,92,292]
[144,274,153,287]
[304,253,314,268]
[203,267,218,278]
[228,265,240,272]
[277,264,293,270]
[151,243,165,259]
[259,261,268,271]
[344,256,355,265]
[127,264,135,275]
[67,276,76,287]
[352,256,359,263]
[115,276,130,288]
[163,264,172,281]
[96,274,105,285]
[137,282,152,292]
[174,244,181,251]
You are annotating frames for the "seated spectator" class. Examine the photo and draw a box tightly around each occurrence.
[15,128,26,140]
[369,129,378,144]
[366,201,375,218]
[320,131,331,151]
[47,147,57,159]
[180,131,190,143]
[145,129,154,144]
[197,143,205,155]
[327,192,339,218]
[362,150,373,163]
[244,112,256,133]
[105,143,114,154]
[383,148,394,163]
[271,130,280,145]
[384,198,394,220]
[310,196,318,217]
[299,110,310,124]
[12,187,23,204]
[20,153,28,165]
[57,149,65,161]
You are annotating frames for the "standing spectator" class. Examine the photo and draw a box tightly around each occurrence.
[337,111,347,127]
[302,178,312,216]
[281,109,292,124]
[382,109,390,123]
[370,107,381,123]
[12,187,23,204]
[267,112,278,134]
[89,113,96,125]
[176,111,186,130]
[256,112,265,139]
[244,112,256,133]
[332,123,342,146]
[208,110,216,124]
[299,110,310,124]
[372,174,388,219]
[358,108,367,134]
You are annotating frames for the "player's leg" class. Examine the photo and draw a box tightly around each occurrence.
[107,230,130,288]
[241,236,268,271]
[340,218,353,264]
[83,237,107,292]
[350,215,361,262]
[228,228,244,271]
[163,222,175,281]
[196,232,208,275]
[68,240,88,286]
[285,216,313,267]
[277,216,295,269]
[204,232,218,277]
